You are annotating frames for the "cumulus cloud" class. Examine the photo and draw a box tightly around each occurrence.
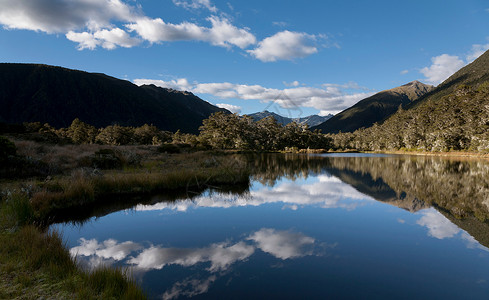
[66,27,140,50]
[0,0,257,51]
[0,0,137,33]
[133,78,373,115]
[247,30,320,62]
[420,54,465,85]
[172,0,218,13]
[126,16,256,49]
[0,0,328,60]
[216,103,241,113]
[420,42,489,85]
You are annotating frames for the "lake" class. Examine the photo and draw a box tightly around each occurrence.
[53,154,489,299]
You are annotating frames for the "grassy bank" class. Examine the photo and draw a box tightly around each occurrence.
[0,191,146,299]
[0,226,145,299]
[367,149,489,160]
[27,152,249,221]
[0,140,250,299]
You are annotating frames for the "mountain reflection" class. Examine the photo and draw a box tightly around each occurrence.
[246,154,489,248]
[61,154,489,299]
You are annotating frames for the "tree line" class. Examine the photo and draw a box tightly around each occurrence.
[328,82,489,152]
[5,81,488,153]
[6,113,332,151]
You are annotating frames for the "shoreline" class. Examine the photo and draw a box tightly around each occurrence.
[369,150,489,159]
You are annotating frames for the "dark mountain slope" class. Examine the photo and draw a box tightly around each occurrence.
[312,81,434,133]
[0,63,226,133]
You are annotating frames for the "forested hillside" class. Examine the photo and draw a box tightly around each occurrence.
[330,50,489,152]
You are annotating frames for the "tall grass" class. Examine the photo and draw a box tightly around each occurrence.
[0,192,34,228]
[29,153,250,219]
[0,226,146,299]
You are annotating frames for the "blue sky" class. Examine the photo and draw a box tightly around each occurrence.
[1,0,488,117]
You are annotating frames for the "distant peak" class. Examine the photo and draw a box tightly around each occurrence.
[402,80,425,87]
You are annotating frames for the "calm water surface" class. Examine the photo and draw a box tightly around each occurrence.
[53,154,489,299]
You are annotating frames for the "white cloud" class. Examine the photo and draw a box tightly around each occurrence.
[420,54,465,85]
[0,0,257,51]
[66,31,100,50]
[134,78,373,115]
[248,228,315,259]
[126,16,256,49]
[248,30,320,62]
[66,27,140,50]
[93,27,140,49]
[466,42,489,62]
[0,0,137,33]
[216,103,241,113]
[172,0,218,13]
[416,209,460,239]
[400,70,409,75]
[0,0,327,59]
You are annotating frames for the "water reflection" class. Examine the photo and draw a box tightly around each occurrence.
[56,154,489,299]
[417,208,461,239]
[416,208,489,252]
[163,275,217,300]
[135,174,371,212]
[72,228,320,270]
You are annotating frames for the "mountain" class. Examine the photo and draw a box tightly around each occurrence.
[311,81,434,133]
[247,110,333,127]
[337,49,489,152]
[0,63,227,133]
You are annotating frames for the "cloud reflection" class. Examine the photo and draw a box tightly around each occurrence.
[134,175,372,213]
[416,208,489,251]
[416,209,460,239]
[162,275,217,300]
[248,228,315,259]
[70,228,321,273]
[127,241,255,272]
[70,238,142,261]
